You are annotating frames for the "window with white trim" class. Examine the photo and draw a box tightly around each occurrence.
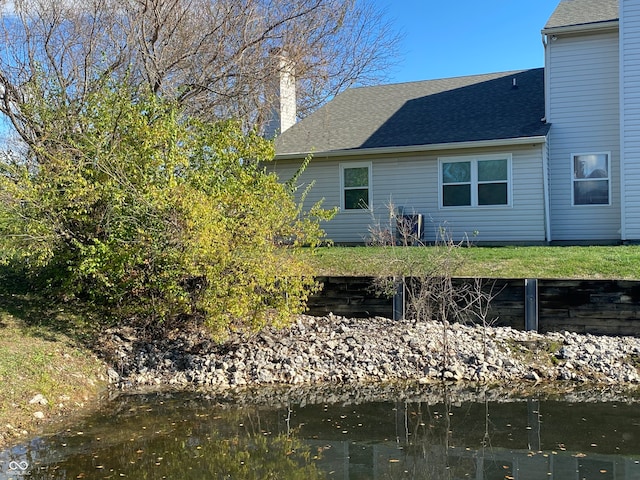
[440,155,511,207]
[572,153,610,205]
[341,163,371,210]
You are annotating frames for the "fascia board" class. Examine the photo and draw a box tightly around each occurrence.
[542,20,618,36]
[275,135,549,161]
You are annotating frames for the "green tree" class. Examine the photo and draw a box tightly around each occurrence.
[0,81,333,337]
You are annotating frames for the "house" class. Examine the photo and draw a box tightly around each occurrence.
[272,0,633,245]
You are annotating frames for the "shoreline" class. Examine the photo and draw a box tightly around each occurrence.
[101,314,640,391]
[4,313,640,451]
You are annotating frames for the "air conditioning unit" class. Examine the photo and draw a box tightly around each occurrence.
[395,213,423,246]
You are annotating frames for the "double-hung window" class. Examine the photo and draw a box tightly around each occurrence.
[572,153,610,205]
[341,162,371,210]
[440,155,511,207]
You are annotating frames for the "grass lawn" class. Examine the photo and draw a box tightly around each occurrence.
[303,245,640,279]
[0,287,108,449]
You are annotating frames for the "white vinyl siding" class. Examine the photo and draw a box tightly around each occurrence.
[271,145,546,244]
[621,0,640,240]
[546,31,621,241]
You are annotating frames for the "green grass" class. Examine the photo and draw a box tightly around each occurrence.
[303,245,640,279]
[0,310,109,448]
[0,271,109,449]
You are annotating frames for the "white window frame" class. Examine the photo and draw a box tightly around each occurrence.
[340,161,373,211]
[438,154,513,209]
[571,152,611,207]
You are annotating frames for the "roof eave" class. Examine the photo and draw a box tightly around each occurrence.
[275,135,549,161]
[542,19,619,36]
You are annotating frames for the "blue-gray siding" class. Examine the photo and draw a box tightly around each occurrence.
[271,145,546,244]
[546,31,621,241]
[621,0,640,240]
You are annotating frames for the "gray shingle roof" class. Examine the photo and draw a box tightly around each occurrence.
[275,68,549,156]
[544,0,618,30]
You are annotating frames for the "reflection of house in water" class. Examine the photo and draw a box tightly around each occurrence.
[306,439,640,479]
[292,399,640,480]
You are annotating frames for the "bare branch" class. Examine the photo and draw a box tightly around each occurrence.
[0,0,401,143]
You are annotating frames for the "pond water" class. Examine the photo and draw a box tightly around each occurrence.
[2,386,640,479]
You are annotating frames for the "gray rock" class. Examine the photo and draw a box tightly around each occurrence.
[101,313,640,390]
[29,394,48,405]
[525,371,540,382]
[107,368,120,383]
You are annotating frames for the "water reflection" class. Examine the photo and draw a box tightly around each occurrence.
[2,386,640,479]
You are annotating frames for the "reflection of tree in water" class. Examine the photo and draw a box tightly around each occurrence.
[23,396,325,480]
[377,386,456,479]
[379,386,514,480]
[28,429,324,480]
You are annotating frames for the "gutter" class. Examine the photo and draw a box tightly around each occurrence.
[275,135,549,161]
[542,20,618,37]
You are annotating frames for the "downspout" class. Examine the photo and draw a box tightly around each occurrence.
[542,137,551,243]
[619,2,627,240]
[542,32,552,243]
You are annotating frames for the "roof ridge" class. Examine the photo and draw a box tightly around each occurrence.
[350,68,542,91]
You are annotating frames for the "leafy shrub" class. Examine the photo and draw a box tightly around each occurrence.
[0,83,333,338]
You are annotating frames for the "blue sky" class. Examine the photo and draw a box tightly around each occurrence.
[0,1,562,144]
[373,0,561,84]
